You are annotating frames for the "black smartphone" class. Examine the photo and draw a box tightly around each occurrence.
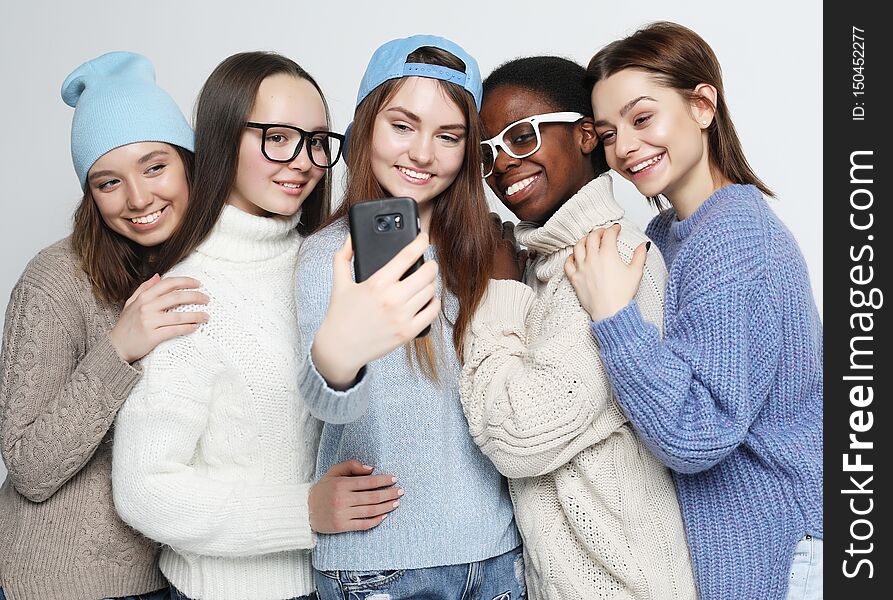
[348,197,430,337]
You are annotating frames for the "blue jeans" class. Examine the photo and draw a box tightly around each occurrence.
[0,587,167,600]
[315,547,525,600]
[169,585,317,600]
[785,535,823,600]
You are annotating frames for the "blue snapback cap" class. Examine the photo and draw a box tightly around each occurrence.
[355,34,483,110]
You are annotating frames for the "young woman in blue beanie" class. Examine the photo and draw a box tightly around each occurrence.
[0,52,204,600]
[111,51,398,600]
[461,55,697,600]
[565,21,823,600]
[294,35,524,600]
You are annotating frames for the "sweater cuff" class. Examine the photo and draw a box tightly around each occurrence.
[80,332,143,403]
[590,300,653,355]
[243,483,316,551]
[297,346,370,424]
[474,280,537,332]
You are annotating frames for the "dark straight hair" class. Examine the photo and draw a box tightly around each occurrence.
[73,145,194,304]
[154,52,333,275]
[587,21,773,207]
[320,46,497,378]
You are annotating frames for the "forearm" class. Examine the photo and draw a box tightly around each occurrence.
[461,280,623,478]
[0,282,141,501]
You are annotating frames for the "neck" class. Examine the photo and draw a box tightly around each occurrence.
[666,161,731,220]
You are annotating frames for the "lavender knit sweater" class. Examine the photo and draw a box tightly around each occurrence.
[590,185,823,600]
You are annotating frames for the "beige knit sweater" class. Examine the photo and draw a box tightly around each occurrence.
[0,238,164,600]
[461,175,697,599]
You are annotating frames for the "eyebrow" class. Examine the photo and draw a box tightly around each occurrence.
[593,96,658,128]
[385,106,467,132]
[88,149,172,183]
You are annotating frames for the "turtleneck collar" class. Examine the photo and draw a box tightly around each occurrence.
[515,174,622,255]
[669,184,759,242]
[195,204,302,263]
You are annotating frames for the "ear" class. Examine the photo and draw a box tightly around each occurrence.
[691,83,719,129]
[577,118,599,155]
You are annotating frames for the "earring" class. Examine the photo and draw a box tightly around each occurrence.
[701,120,708,125]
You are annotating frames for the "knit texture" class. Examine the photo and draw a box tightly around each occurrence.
[591,184,823,600]
[0,238,165,600]
[461,176,696,600]
[295,218,521,571]
[112,205,320,600]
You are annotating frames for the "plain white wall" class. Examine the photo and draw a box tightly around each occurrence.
[0,1,821,483]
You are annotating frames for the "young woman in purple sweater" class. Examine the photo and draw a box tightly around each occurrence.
[565,21,823,600]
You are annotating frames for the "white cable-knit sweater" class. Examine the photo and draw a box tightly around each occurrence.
[112,205,321,600]
[460,176,697,599]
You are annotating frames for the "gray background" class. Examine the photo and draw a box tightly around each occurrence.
[0,1,821,482]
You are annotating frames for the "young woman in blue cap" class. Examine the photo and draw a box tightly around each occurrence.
[0,52,203,600]
[111,51,397,600]
[295,35,524,599]
[566,22,823,600]
[461,55,697,600]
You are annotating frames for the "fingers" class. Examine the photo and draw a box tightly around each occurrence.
[573,237,587,266]
[141,276,203,301]
[489,212,502,232]
[397,259,438,299]
[564,255,578,279]
[344,513,390,532]
[409,296,441,335]
[374,233,429,283]
[154,290,210,312]
[406,283,437,316]
[350,486,404,507]
[501,220,516,243]
[156,311,209,328]
[348,497,402,520]
[154,323,203,343]
[331,235,354,286]
[631,241,649,273]
[125,274,161,307]
[323,459,375,479]
[342,473,400,492]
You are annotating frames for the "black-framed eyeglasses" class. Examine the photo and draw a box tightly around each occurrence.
[245,122,345,169]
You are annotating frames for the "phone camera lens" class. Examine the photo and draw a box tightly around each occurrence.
[375,217,391,232]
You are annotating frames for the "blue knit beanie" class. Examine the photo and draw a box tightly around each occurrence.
[61,51,195,189]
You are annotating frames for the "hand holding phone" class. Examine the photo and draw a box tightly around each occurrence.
[311,201,441,390]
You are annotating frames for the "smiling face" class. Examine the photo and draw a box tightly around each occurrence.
[87,141,189,247]
[592,68,715,206]
[480,85,597,224]
[369,77,467,208]
[230,73,328,218]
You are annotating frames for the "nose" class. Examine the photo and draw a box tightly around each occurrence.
[408,134,434,166]
[492,145,520,176]
[615,126,639,158]
[126,178,153,211]
[288,143,313,172]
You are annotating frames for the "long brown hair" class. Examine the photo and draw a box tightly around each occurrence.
[153,52,333,275]
[72,145,194,304]
[321,46,496,377]
[587,21,773,207]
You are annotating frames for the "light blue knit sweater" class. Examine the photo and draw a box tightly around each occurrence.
[590,184,823,600]
[295,218,521,571]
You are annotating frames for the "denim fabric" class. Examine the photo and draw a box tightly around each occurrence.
[169,586,317,600]
[786,535,823,600]
[315,547,525,600]
[0,586,4,600]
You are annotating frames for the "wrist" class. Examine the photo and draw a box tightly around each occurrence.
[108,328,134,364]
[312,321,362,390]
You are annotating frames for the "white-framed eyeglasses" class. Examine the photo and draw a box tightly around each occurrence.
[480,111,585,178]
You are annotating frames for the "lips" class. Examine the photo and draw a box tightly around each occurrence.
[127,205,167,230]
[626,153,664,177]
[396,166,434,184]
[274,180,307,195]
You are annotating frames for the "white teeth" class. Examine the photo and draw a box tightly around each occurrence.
[278,182,300,189]
[398,167,432,180]
[505,175,537,197]
[630,154,663,173]
[131,210,161,224]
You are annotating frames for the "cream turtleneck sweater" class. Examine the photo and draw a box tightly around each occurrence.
[112,205,320,600]
[460,175,697,599]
